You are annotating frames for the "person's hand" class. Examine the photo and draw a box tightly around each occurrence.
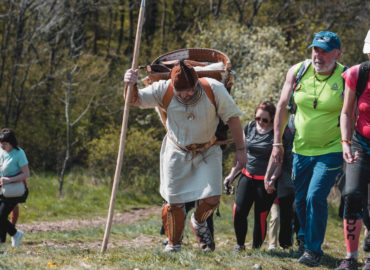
[342,143,359,164]
[0,177,9,186]
[264,179,276,194]
[124,69,139,85]
[271,145,284,164]
[224,173,235,187]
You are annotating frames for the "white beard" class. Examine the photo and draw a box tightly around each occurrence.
[313,59,336,74]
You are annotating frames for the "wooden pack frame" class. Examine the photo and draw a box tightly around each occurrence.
[141,48,234,91]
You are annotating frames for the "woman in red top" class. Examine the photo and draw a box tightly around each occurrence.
[336,30,370,270]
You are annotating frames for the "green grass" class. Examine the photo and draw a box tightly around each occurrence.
[19,172,162,222]
[0,173,368,269]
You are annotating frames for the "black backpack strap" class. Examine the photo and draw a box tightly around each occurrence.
[286,59,311,114]
[356,60,370,99]
[341,65,349,100]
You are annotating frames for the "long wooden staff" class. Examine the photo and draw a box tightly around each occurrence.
[101,0,146,253]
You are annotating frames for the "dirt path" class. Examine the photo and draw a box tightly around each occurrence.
[15,206,230,250]
[17,206,164,249]
[18,206,161,233]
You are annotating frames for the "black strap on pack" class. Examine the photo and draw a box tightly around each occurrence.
[341,65,349,99]
[356,60,370,99]
[286,59,311,114]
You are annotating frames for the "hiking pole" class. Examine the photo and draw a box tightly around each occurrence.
[101,0,146,253]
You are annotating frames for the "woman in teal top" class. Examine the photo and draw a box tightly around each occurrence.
[0,129,29,247]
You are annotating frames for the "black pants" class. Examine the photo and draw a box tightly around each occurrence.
[0,188,28,242]
[342,132,370,221]
[234,175,276,248]
[338,195,370,230]
[0,200,18,242]
[278,193,295,248]
[292,200,300,242]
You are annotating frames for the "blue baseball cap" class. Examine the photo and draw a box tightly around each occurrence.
[308,31,341,51]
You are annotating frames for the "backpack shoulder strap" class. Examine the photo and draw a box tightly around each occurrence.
[356,60,370,99]
[157,81,174,132]
[199,78,216,107]
[296,59,312,81]
[340,65,349,99]
[287,59,311,113]
[163,83,174,110]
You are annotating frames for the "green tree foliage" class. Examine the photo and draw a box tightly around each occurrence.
[0,0,368,192]
[188,21,290,121]
[87,125,163,192]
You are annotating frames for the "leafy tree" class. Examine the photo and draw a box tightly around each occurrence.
[0,0,368,193]
[188,20,290,121]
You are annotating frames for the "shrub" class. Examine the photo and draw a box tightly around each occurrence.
[87,126,162,192]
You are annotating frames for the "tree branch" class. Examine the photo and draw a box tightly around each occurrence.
[71,95,94,127]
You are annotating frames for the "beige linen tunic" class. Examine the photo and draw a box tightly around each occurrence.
[138,78,242,203]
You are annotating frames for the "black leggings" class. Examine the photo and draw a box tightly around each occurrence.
[278,193,295,248]
[0,199,18,242]
[234,175,276,248]
[342,132,370,221]
[0,189,27,242]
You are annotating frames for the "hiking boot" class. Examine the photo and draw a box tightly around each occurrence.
[298,249,322,267]
[363,257,370,270]
[11,230,24,247]
[364,231,370,252]
[163,243,181,252]
[190,213,215,251]
[335,258,358,270]
[233,244,245,253]
[293,239,305,258]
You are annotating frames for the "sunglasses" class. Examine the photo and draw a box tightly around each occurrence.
[255,117,269,123]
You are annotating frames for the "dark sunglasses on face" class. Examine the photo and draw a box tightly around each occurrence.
[255,117,269,123]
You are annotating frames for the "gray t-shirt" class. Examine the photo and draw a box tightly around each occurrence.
[244,120,274,176]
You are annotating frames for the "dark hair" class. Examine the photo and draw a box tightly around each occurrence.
[254,101,276,120]
[0,128,19,150]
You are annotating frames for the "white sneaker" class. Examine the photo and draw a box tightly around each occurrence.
[268,245,276,251]
[164,243,181,252]
[11,230,24,247]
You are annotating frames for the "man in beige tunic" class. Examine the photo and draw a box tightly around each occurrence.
[124,60,246,252]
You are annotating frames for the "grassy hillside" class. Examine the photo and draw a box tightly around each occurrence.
[18,172,162,223]
[0,174,367,269]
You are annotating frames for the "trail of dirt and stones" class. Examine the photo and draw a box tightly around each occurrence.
[17,206,164,249]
